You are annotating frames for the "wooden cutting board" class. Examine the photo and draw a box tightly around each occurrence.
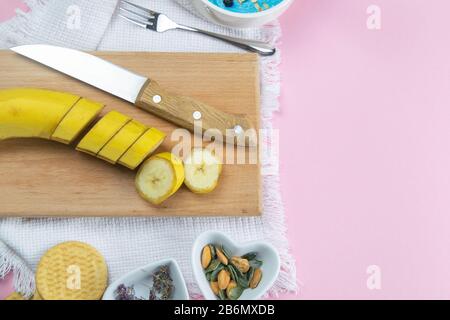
[0,51,261,217]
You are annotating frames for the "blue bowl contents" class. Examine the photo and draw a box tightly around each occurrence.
[208,0,285,14]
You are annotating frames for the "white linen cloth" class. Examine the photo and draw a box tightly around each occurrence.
[0,0,297,298]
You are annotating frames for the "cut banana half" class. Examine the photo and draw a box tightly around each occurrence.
[0,88,80,141]
[135,152,185,205]
[76,111,131,156]
[184,148,223,194]
[0,88,104,145]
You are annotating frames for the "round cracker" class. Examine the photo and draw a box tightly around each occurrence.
[36,241,107,300]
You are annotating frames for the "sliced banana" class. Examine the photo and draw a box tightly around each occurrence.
[184,148,222,194]
[76,111,131,156]
[52,98,104,145]
[97,120,147,164]
[118,127,166,170]
[135,152,185,205]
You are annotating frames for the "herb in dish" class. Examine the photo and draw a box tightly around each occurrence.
[114,284,143,300]
[114,264,174,300]
[201,244,263,300]
[149,265,174,300]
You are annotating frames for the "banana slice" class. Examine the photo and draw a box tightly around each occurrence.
[76,111,131,156]
[184,148,222,194]
[118,128,166,170]
[97,120,147,164]
[156,152,185,194]
[135,152,185,205]
[52,98,104,145]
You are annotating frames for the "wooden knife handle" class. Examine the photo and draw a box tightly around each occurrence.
[136,80,255,146]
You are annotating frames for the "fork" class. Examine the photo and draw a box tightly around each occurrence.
[118,0,276,56]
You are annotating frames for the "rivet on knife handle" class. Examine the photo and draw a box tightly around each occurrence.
[136,80,255,146]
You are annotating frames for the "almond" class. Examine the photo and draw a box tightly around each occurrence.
[216,248,228,265]
[249,268,262,289]
[201,245,212,269]
[231,256,250,273]
[210,281,220,295]
[218,269,231,290]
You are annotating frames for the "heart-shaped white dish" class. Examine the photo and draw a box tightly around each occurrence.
[103,258,189,300]
[192,231,280,300]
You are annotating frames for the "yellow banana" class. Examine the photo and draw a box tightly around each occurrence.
[118,127,166,170]
[97,120,147,164]
[76,111,131,156]
[52,98,104,144]
[0,88,102,144]
[0,88,167,171]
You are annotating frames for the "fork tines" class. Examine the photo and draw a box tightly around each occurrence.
[119,0,159,29]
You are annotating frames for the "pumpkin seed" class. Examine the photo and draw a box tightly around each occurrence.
[227,284,244,300]
[220,245,232,260]
[205,259,221,273]
[218,290,226,300]
[242,252,258,261]
[209,245,216,259]
[230,262,245,278]
[247,267,255,282]
[249,259,263,269]
[237,275,249,288]
[228,264,249,288]
[227,264,238,282]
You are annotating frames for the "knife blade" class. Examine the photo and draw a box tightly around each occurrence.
[11,44,255,146]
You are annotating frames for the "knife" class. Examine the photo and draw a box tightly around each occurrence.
[11,45,255,146]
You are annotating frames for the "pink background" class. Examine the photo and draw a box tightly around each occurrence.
[2,0,450,299]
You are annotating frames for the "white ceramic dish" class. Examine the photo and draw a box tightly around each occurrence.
[192,231,280,300]
[192,0,294,28]
[102,258,189,300]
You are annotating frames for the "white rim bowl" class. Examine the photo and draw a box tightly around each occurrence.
[200,0,293,19]
[192,231,280,300]
[103,258,189,300]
